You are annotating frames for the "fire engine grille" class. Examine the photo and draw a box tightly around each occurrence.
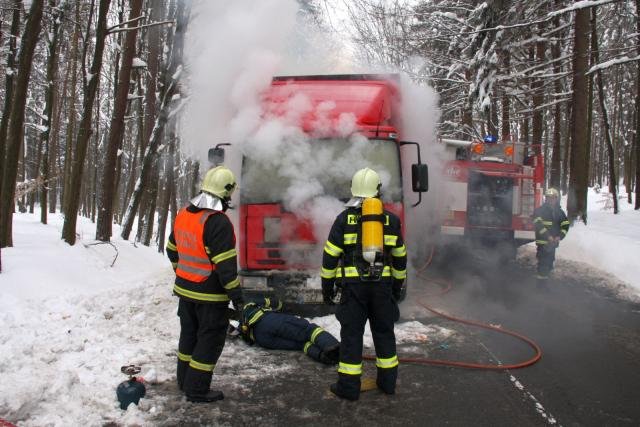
[467,171,513,228]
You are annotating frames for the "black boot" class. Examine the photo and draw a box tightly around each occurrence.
[183,368,223,403]
[376,366,397,395]
[330,373,360,401]
[320,344,340,365]
[177,360,189,391]
[186,390,224,403]
[330,383,359,401]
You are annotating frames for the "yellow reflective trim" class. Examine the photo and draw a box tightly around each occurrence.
[310,327,323,343]
[177,352,191,362]
[324,241,343,257]
[561,221,570,226]
[347,214,358,225]
[561,229,567,235]
[391,268,406,279]
[171,262,178,269]
[224,277,240,290]
[304,342,312,354]
[173,284,230,302]
[391,245,406,257]
[533,217,543,223]
[321,267,337,279]
[343,233,357,245]
[211,248,237,264]
[336,266,359,278]
[247,310,265,326]
[336,266,391,278]
[384,235,398,246]
[539,227,548,234]
[189,359,215,372]
[542,221,553,226]
[376,355,399,369]
[166,241,177,251]
[536,240,548,245]
[338,362,362,375]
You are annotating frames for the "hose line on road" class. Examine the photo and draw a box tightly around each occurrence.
[365,247,542,370]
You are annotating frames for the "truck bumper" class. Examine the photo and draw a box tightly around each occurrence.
[239,270,323,305]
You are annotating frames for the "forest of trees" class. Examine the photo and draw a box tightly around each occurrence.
[0,0,638,265]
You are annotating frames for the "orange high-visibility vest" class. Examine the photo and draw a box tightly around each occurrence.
[174,208,218,282]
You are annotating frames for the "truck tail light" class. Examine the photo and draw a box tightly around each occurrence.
[263,217,281,243]
[504,145,514,157]
[471,143,484,154]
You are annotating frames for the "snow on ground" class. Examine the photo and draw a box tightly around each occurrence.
[553,188,640,295]
[0,186,638,425]
[0,213,443,426]
[517,187,640,299]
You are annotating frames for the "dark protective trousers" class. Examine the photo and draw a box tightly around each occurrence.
[536,244,557,278]
[335,282,399,400]
[253,312,338,362]
[177,298,229,395]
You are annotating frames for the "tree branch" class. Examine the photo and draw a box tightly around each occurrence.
[107,19,174,35]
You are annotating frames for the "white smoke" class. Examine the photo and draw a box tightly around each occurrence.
[180,0,442,268]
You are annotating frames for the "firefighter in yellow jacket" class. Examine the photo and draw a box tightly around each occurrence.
[533,188,570,282]
[321,168,407,401]
[166,166,244,403]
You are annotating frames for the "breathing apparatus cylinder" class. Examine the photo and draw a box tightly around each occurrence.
[361,197,383,265]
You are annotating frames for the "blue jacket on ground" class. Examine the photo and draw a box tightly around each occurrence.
[239,298,339,365]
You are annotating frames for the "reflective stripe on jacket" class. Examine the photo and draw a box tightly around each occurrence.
[321,207,407,284]
[533,202,569,245]
[174,208,217,282]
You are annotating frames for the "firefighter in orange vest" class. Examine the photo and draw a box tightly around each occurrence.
[321,168,407,401]
[166,166,244,403]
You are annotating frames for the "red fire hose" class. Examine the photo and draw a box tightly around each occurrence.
[365,247,542,370]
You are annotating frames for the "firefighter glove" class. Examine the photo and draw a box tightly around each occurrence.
[321,278,336,305]
[392,279,405,301]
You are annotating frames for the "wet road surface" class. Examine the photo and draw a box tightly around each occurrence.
[145,253,640,426]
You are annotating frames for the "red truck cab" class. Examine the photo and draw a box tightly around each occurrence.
[210,75,428,308]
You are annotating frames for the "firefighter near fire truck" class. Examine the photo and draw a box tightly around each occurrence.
[533,188,570,282]
[321,168,407,401]
[166,166,245,403]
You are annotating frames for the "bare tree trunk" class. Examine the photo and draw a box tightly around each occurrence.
[591,9,618,213]
[49,37,69,214]
[140,0,164,246]
[567,7,590,223]
[500,50,511,140]
[62,1,81,213]
[0,0,44,247]
[550,10,562,190]
[531,25,545,149]
[96,0,143,241]
[40,0,65,225]
[0,0,21,228]
[156,120,176,253]
[561,102,571,195]
[121,0,190,240]
[62,0,111,245]
[633,0,640,210]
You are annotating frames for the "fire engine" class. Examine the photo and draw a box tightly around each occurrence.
[209,74,429,308]
[438,136,544,257]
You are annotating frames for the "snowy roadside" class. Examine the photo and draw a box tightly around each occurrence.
[521,188,640,300]
[0,213,447,426]
[1,186,638,425]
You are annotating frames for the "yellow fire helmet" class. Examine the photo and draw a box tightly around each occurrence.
[545,188,559,198]
[351,167,381,198]
[201,166,237,200]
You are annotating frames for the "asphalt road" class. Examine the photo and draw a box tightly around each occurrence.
[146,254,640,426]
